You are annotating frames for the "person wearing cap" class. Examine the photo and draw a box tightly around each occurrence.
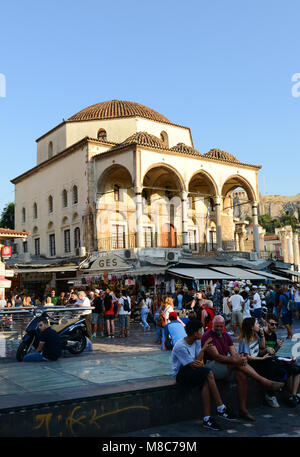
[228,288,245,337]
[161,311,187,350]
[91,289,105,338]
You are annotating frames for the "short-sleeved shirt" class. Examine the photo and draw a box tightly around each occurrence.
[279,292,292,315]
[264,330,277,350]
[118,297,131,315]
[164,321,187,347]
[92,296,104,314]
[252,293,261,310]
[39,327,62,361]
[229,294,244,311]
[238,335,261,357]
[171,338,202,376]
[201,330,234,363]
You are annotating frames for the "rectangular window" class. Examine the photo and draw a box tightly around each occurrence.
[188,229,197,251]
[74,228,80,249]
[23,241,28,253]
[49,234,56,256]
[34,238,40,256]
[143,226,153,247]
[64,229,71,253]
[209,230,217,251]
[112,224,125,249]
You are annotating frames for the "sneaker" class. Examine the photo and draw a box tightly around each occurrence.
[287,395,298,408]
[100,333,105,338]
[227,331,234,336]
[92,333,96,338]
[111,335,115,339]
[217,406,239,421]
[265,394,280,408]
[202,417,221,431]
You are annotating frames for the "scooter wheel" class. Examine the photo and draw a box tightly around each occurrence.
[67,330,87,354]
[16,341,31,362]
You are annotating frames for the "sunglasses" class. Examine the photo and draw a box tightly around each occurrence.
[269,322,278,327]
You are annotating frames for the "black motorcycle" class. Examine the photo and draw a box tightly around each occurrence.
[16,307,88,361]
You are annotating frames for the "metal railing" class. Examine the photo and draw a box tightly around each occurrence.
[0,306,93,359]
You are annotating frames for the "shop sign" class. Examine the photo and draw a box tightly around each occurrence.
[0,279,11,288]
[1,246,11,259]
[125,279,135,286]
[89,253,129,271]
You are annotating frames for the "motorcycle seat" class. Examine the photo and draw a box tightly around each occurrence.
[51,317,79,333]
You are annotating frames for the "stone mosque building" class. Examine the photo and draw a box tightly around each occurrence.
[11,100,262,268]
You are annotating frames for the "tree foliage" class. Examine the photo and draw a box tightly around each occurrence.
[0,203,15,229]
[258,213,299,235]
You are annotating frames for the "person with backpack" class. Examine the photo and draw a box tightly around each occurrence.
[200,300,216,332]
[104,288,115,338]
[116,290,131,338]
[277,284,294,339]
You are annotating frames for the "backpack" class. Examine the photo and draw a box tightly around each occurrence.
[104,295,112,312]
[157,311,168,328]
[123,297,130,312]
[282,292,293,312]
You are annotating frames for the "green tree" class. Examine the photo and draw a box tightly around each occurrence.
[0,203,15,229]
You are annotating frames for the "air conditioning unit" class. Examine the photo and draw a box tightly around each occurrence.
[75,247,86,257]
[165,251,179,262]
[124,249,137,260]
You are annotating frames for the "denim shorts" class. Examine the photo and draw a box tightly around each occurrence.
[118,314,129,328]
[281,311,293,326]
[91,313,102,325]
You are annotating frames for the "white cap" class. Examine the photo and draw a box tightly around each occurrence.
[94,289,100,293]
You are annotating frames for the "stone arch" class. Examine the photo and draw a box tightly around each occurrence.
[142,163,185,193]
[188,169,218,197]
[221,175,256,202]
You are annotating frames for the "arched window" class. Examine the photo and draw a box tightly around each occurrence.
[33,202,37,219]
[160,131,169,148]
[62,189,68,208]
[22,207,26,223]
[72,185,78,204]
[114,184,120,202]
[48,195,53,213]
[97,129,107,141]
[48,141,53,159]
[74,227,81,249]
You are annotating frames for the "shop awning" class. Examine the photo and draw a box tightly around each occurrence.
[168,268,235,280]
[275,269,300,277]
[129,266,167,276]
[209,267,264,280]
[15,266,78,273]
[245,269,290,281]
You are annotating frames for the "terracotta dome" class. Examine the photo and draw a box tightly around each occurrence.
[170,142,201,156]
[203,148,240,163]
[69,100,171,123]
[113,131,164,149]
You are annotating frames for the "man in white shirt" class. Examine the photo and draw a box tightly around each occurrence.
[116,290,131,338]
[293,284,300,319]
[250,287,262,320]
[77,291,92,339]
[228,288,244,337]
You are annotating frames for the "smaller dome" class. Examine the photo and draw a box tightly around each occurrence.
[170,142,201,156]
[203,148,240,163]
[114,131,164,149]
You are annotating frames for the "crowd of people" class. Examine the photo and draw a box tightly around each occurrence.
[1,279,300,428]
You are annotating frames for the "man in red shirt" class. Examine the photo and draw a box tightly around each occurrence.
[201,315,284,421]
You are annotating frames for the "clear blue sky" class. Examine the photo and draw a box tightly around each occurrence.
[0,0,300,213]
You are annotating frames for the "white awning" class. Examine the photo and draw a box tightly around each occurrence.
[168,268,235,280]
[246,269,290,281]
[15,266,78,273]
[209,267,264,280]
[129,266,167,276]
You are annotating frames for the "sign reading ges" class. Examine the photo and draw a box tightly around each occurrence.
[1,246,11,259]
[98,258,118,268]
[89,253,128,271]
